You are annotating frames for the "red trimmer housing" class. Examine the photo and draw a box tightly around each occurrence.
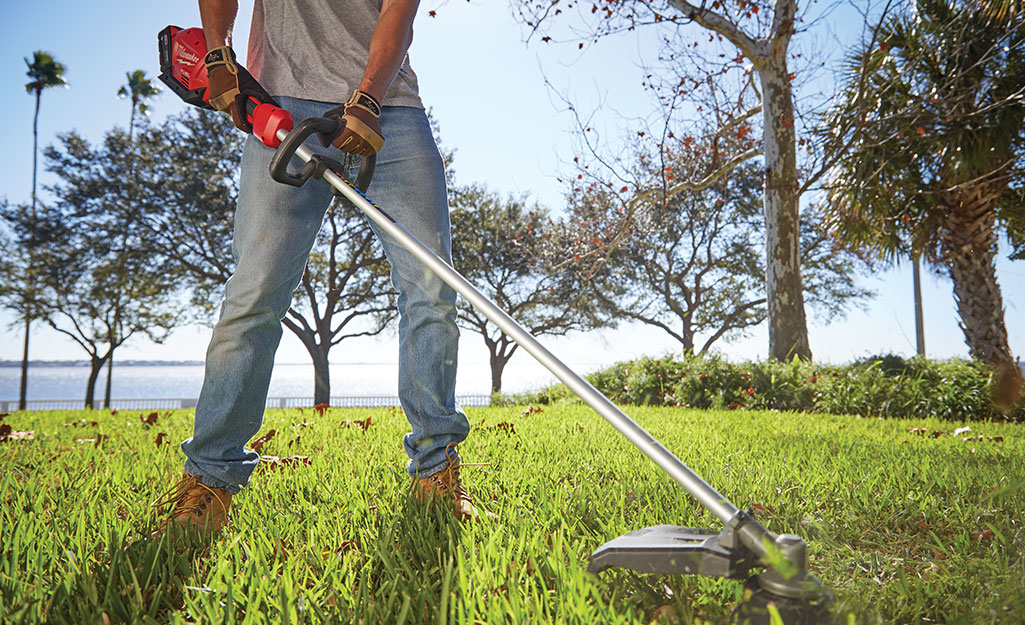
[158,25,293,147]
[158,26,213,110]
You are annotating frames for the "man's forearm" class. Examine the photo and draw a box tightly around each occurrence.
[358,0,421,102]
[199,0,239,49]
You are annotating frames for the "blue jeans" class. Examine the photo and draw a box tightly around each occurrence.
[181,98,470,493]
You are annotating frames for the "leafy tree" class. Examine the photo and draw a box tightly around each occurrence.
[118,69,160,141]
[137,109,397,401]
[98,70,162,405]
[0,210,51,405]
[15,50,66,410]
[284,197,397,404]
[515,0,822,361]
[820,0,1025,404]
[564,157,871,354]
[135,109,243,316]
[450,185,611,393]
[40,129,181,407]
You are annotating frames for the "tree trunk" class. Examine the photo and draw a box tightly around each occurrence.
[913,256,925,356]
[103,347,114,409]
[489,348,511,395]
[128,101,136,142]
[21,90,42,411]
[19,317,30,411]
[85,356,105,409]
[759,62,811,361]
[945,209,1023,404]
[32,89,40,216]
[104,312,118,408]
[681,312,695,355]
[312,348,331,406]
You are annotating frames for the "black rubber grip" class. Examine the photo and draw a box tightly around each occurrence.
[269,116,375,192]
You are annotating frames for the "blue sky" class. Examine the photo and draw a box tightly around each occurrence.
[0,0,1022,381]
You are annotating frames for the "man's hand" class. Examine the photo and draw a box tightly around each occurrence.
[204,46,277,132]
[321,90,385,157]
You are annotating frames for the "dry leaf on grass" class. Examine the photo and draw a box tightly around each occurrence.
[252,429,277,452]
[340,417,372,431]
[0,423,33,443]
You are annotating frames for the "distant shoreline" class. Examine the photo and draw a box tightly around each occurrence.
[0,360,205,368]
[0,360,396,368]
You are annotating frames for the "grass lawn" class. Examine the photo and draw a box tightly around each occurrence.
[1,404,1023,624]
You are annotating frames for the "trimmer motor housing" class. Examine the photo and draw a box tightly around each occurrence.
[157,25,293,148]
[158,26,214,110]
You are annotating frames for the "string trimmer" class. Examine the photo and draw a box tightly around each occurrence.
[158,25,836,624]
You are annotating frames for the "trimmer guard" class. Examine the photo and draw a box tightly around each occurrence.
[588,524,758,578]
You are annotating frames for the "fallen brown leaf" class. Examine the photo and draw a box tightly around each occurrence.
[962,435,1005,443]
[0,424,33,443]
[908,427,944,438]
[972,529,995,543]
[252,429,277,452]
[483,421,517,435]
[650,604,678,622]
[340,417,372,431]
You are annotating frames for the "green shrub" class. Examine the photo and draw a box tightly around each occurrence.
[513,352,1023,422]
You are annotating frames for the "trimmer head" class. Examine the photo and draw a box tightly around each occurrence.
[590,510,836,624]
[733,576,835,625]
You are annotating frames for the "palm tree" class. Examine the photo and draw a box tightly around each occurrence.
[981,0,1022,21]
[102,70,160,407]
[117,70,160,141]
[20,51,67,410]
[25,51,66,216]
[821,0,1025,404]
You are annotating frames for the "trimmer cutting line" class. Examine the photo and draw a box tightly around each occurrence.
[159,25,835,624]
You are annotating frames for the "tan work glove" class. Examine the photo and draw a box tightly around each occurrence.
[204,46,279,133]
[321,90,385,156]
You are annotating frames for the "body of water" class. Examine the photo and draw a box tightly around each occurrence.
[0,359,595,402]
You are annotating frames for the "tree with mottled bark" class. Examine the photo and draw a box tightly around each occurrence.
[820,0,1025,404]
[514,0,824,360]
[562,151,871,354]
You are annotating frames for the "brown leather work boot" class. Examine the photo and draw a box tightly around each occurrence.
[416,445,493,521]
[151,473,233,539]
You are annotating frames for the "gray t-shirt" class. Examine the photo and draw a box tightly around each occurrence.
[246,0,424,108]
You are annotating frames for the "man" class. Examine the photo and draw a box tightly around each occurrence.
[155,0,484,535]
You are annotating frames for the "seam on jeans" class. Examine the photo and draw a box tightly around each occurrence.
[404,291,427,440]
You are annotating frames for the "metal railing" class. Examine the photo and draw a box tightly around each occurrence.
[0,394,493,412]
